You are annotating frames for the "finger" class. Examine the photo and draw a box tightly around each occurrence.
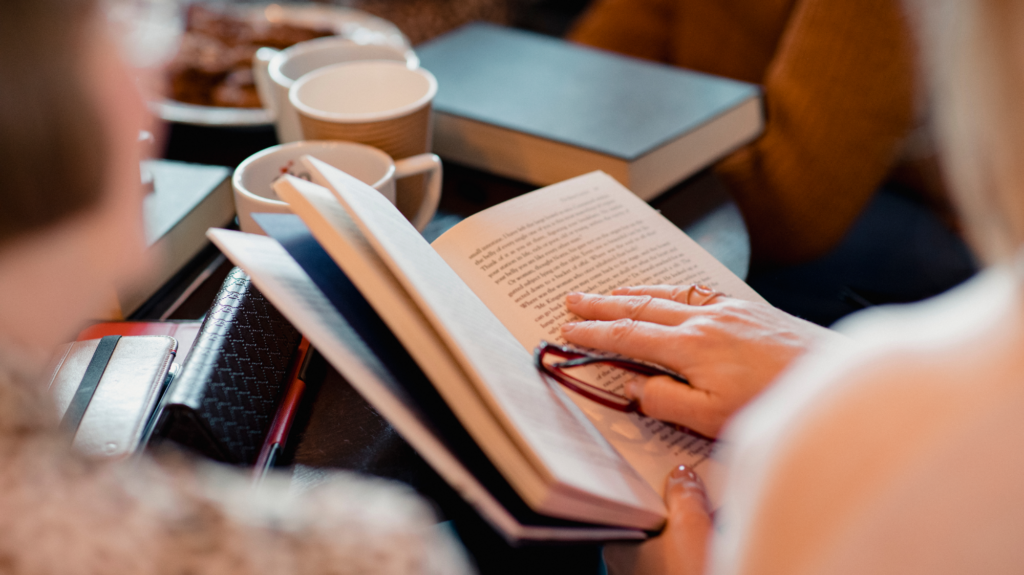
[664,465,712,554]
[561,318,690,369]
[629,376,720,436]
[566,292,699,326]
[603,466,712,575]
[613,285,736,305]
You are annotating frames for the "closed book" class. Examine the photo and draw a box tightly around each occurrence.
[416,23,764,200]
[118,160,235,316]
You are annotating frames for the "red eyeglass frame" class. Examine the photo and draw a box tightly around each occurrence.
[533,341,690,413]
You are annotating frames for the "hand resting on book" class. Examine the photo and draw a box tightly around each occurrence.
[560,284,843,437]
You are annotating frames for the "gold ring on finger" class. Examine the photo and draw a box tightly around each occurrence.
[691,284,723,306]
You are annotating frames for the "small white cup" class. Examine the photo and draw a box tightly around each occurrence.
[252,37,418,144]
[233,140,442,233]
[289,61,437,160]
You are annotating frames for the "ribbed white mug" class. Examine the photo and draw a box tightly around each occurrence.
[252,37,418,144]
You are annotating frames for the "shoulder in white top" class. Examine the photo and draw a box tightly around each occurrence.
[711,267,1024,575]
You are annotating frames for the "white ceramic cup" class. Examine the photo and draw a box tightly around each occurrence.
[252,37,418,144]
[289,61,437,159]
[289,61,438,223]
[233,140,442,233]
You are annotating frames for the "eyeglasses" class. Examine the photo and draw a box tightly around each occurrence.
[533,341,689,413]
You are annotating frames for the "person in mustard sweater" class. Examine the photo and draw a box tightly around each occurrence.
[569,0,976,325]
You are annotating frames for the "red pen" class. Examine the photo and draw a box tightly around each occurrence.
[253,337,312,482]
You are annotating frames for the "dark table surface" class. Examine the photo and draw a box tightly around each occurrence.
[151,121,749,575]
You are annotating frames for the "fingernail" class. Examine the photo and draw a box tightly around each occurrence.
[625,378,644,401]
[566,292,582,304]
[611,287,627,295]
[668,464,701,485]
[667,465,707,504]
[666,465,709,514]
[561,322,576,333]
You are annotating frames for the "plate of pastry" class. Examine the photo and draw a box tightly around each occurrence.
[158,3,411,126]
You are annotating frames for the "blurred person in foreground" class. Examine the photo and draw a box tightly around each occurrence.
[562,0,1024,572]
[0,0,469,572]
[571,0,975,326]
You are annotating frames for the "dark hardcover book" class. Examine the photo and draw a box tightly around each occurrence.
[416,22,764,200]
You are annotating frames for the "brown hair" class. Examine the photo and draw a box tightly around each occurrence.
[0,0,107,245]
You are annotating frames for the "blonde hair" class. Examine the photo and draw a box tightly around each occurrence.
[911,0,1024,264]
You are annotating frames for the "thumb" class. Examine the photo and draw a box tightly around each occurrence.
[665,464,711,520]
[661,465,712,575]
[603,466,712,575]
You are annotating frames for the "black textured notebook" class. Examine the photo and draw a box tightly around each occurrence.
[152,267,302,464]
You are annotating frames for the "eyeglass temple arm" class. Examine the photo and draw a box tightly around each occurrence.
[553,356,689,385]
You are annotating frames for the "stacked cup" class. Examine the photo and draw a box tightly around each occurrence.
[290,61,436,161]
[290,60,439,223]
[253,37,420,145]
[236,36,442,234]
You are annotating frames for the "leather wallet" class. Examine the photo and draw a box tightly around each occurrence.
[152,267,303,465]
[47,335,177,459]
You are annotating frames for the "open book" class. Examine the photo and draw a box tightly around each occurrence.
[208,164,763,542]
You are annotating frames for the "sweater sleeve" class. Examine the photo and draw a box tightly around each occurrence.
[572,0,918,265]
[0,364,472,575]
[716,0,917,264]
[566,0,677,63]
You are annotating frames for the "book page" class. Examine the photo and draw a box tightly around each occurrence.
[303,158,666,529]
[433,171,761,499]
